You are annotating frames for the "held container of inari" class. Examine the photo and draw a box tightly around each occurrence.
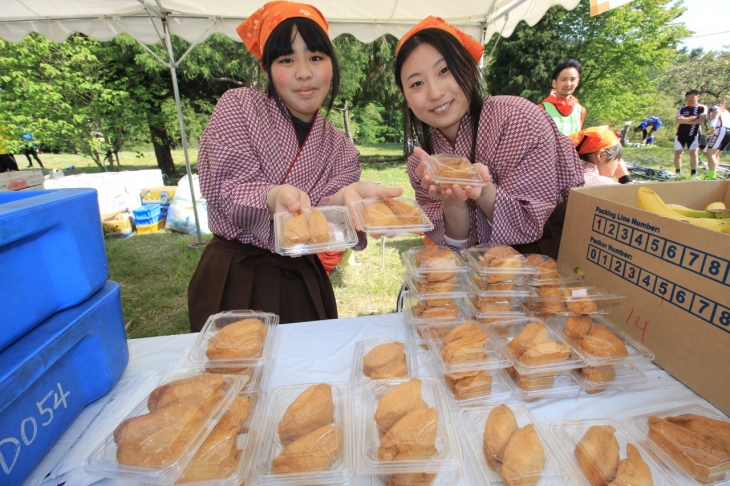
[628,404,730,484]
[522,254,585,287]
[401,245,467,281]
[176,389,264,486]
[350,197,433,238]
[548,417,681,486]
[85,372,246,485]
[461,245,538,283]
[571,362,647,396]
[274,206,358,256]
[358,377,461,475]
[522,286,625,316]
[458,403,574,485]
[350,339,419,387]
[252,382,354,486]
[187,310,279,372]
[545,314,655,368]
[424,153,490,190]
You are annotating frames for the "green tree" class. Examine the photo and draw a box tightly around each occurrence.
[657,49,730,104]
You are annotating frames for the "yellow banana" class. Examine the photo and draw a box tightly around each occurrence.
[705,202,727,211]
[716,209,730,220]
[636,187,730,233]
[665,203,715,218]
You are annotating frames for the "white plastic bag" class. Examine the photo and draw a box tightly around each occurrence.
[164,174,210,235]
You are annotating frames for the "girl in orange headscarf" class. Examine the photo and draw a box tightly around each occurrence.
[395,17,584,258]
[570,126,633,186]
[188,2,402,330]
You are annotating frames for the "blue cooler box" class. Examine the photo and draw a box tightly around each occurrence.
[0,280,128,485]
[0,189,108,352]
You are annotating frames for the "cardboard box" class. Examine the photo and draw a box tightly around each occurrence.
[101,210,133,238]
[559,180,730,415]
[140,186,176,204]
[0,170,44,191]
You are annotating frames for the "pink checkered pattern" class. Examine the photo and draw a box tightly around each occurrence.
[198,88,364,252]
[582,161,618,187]
[408,95,584,248]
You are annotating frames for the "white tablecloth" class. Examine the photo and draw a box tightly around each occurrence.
[22,313,722,486]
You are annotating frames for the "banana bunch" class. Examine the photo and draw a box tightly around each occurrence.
[636,187,730,233]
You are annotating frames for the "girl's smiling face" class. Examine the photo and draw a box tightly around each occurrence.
[400,43,469,143]
[270,30,333,123]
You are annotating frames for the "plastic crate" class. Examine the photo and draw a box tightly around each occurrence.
[0,189,109,352]
[136,219,165,234]
[0,280,128,485]
[132,203,162,226]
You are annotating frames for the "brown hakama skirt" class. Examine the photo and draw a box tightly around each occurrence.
[187,235,337,332]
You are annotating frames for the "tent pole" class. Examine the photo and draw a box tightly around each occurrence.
[161,16,204,246]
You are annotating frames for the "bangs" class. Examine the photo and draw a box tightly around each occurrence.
[263,17,335,62]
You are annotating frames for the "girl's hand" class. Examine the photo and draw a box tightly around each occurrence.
[267,184,312,217]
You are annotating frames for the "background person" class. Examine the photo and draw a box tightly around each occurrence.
[674,89,707,178]
[20,132,44,168]
[187,1,402,331]
[633,116,662,145]
[538,59,586,135]
[570,126,633,186]
[704,103,730,180]
[395,17,583,259]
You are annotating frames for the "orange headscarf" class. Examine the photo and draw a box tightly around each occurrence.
[237,2,328,60]
[570,126,619,155]
[396,16,484,64]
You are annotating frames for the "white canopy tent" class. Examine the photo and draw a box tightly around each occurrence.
[0,0,582,244]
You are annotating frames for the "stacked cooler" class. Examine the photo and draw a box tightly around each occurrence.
[0,189,128,485]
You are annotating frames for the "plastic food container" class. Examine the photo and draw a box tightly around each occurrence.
[367,462,467,485]
[546,315,655,367]
[420,351,513,406]
[628,404,730,484]
[465,268,531,297]
[253,382,354,486]
[424,153,489,190]
[188,310,279,371]
[176,390,264,486]
[401,245,467,280]
[400,291,476,328]
[86,372,246,485]
[421,321,511,375]
[402,271,469,302]
[474,310,531,325]
[459,403,573,485]
[549,418,680,486]
[572,363,647,395]
[461,245,537,281]
[351,340,418,387]
[350,197,433,238]
[274,206,358,256]
[358,377,461,475]
[504,369,582,402]
[523,254,585,287]
[522,287,625,316]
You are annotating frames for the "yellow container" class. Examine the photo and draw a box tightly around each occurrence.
[135,219,165,234]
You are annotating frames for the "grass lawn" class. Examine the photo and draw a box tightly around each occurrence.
[32,143,721,338]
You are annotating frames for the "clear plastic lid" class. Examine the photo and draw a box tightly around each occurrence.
[253,382,354,485]
[358,377,461,475]
[503,368,582,403]
[176,390,264,485]
[572,363,647,395]
[546,314,655,367]
[523,254,585,287]
[190,361,269,392]
[424,153,490,189]
[274,206,359,256]
[461,245,538,280]
[85,372,246,485]
[458,403,573,485]
[474,310,531,324]
[522,286,625,316]
[350,197,434,237]
[465,268,532,297]
[401,245,467,280]
[402,271,469,301]
[400,290,476,329]
[188,310,279,370]
[350,340,419,387]
[628,404,730,484]
[420,350,513,407]
[368,462,467,485]
[548,418,682,486]
[486,318,585,376]
[421,321,511,374]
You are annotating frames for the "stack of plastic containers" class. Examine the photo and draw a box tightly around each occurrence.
[0,189,128,485]
[132,202,164,234]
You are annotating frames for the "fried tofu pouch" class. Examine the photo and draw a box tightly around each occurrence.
[665,413,730,452]
[383,197,422,224]
[525,254,559,281]
[501,424,546,486]
[506,322,551,359]
[178,395,255,483]
[519,342,572,366]
[364,342,407,378]
[447,371,492,400]
[147,374,226,411]
[283,211,310,246]
[206,318,267,360]
[608,443,653,486]
[440,322,488,364]
[363,202,401,227]
[278,383,334,445]
[578,324,628,358]
[374,378,428,435]
[484,404,519,473]
[564,315,593,341]
[386,472,437,485]
[272,425,342,473]
[581,366,616,394]
[307,208,330,244]
[575,425,620,486]
[378,407,439,461]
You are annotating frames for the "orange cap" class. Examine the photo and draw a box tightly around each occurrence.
[237,1,328,60]
[569,126,619,155]
[396,16,484,64]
